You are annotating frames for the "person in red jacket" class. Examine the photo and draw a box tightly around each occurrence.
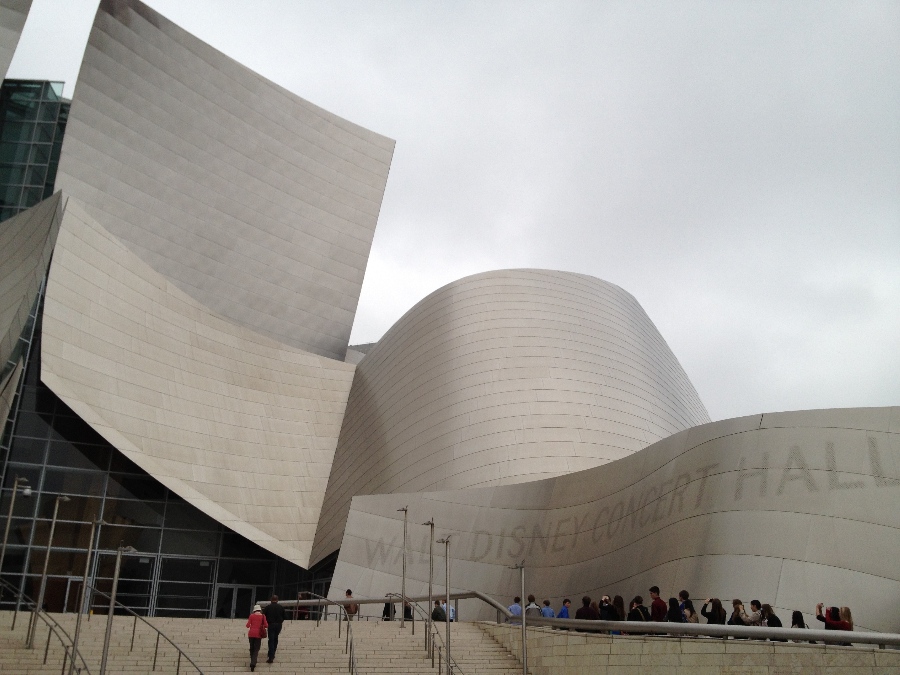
[246,604,269,672]
[815,604,852,630]
[649,586,667,622]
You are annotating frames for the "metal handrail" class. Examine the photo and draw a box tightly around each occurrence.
[83,583,204,674]
[0,577,92,674]
[470,590,900,648]
[396,594,466,675]
[283,590,900,649]
[272,591,358,675]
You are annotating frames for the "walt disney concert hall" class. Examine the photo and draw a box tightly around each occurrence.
[0,0,897,633]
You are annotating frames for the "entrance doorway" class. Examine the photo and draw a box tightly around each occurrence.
[215,584,257,619]
[64,577,85,613]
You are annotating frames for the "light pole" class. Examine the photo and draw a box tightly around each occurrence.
[0,475,30,603]
[398,506,408,628]
[68,517,101,675]
[436,535,451,675]
[422,518,434,655]
[99,544,137,675]
[26,494,69,648]
[510,560,526,675]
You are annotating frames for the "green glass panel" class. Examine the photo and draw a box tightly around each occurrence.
[0,183,22,206]
[25,164,47,186]
[34,123,55,143]
[0,164,26,183]
[28,144,49,165]
[38,102,59,122]
[0,142,30,163]
[0,122,33,142]
[22,186,43,207]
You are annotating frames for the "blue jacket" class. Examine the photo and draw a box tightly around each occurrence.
[558,605,570,618]
[541,606,555,618]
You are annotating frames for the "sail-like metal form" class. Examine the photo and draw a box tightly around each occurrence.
[313,269,710,562]
[55,0,394,360]
[39,0,394,568]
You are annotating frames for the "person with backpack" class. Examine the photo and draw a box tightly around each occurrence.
[524,594,542,619]
[344,589,359,620]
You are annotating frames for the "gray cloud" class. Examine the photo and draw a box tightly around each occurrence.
[8,0,898,421]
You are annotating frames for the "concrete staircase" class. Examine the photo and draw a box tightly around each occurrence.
[0,611,521,674]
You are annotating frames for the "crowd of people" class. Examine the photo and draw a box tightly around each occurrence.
[505,587,854,639]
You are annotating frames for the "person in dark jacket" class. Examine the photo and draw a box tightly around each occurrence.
[612,596,626,621]
[761,603,784,641]
[575,596,600,620]
[599,595,618,621]
[431,600,447,622]
[701,598,727,624]
[666,597,684,622]
[261,595,286,663]
[627,596,651,622]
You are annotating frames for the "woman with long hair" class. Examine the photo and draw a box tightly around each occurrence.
[683,599,699,623]
[666,597,684,622]
[839,607,854,630]
[791,610,816,644]
[761,603,784,641]
[612,595,626,621]
[701,598,727,624]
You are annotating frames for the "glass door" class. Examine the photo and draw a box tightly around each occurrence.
[214,584,256,619]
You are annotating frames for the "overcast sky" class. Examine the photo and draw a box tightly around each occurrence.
[8,0,899,422]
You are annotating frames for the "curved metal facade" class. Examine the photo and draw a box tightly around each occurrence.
[55,0,394,360]
[313,269,710,562]
[41,197,357,567]
[330,407,900,633]
[0,193,61,425]
[33,0,394,569]
[0,0,31,79]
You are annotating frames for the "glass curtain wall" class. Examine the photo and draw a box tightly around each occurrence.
[0,80,68,223]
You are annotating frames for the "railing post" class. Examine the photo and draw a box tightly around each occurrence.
[131,613,137,651]
[152,631,160,671]
[338,609,342,638]
[438,645,441,672]
[176,651,181,675]
[43,624,52,663]
[59,647,68,675]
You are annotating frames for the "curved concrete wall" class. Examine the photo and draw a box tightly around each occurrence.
[313,269,710,562]
[55,0,394,360]
[41,197,356,567]
[330,407,900,633]
[0,0,31,79]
